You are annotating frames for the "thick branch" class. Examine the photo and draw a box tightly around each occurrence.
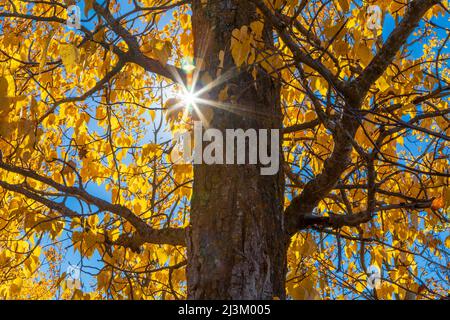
[250,0,350,98]
[283,118,320,134]
[0,180,78,218]
[285,114,359,235]
[354,0,440,95]
[283,0,442,236]
[93,2,185,84]
[298,200,433,229]
[0,160,186,246]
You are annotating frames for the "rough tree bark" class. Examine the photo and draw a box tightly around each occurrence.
[187,0,288,299]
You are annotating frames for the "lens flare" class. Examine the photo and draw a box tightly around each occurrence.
[177,87,199,109]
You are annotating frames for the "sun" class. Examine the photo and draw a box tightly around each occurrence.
[167,56,251,123]
[180,89,198,109]
[175,85,200,112]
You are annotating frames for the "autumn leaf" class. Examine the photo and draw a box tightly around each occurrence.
[61,160,77,175]
[165,98,183,122]
[218,85,229,102]
[231,26,252,67]
[338,0,350,12]
[357,43,373,66]
[0,75,13,97]
[39,30,55,70]
[144,39,172,65]
[59,43,80,71]
[324,19,347,39]
[431,197,445,210]
[0,75,26,114]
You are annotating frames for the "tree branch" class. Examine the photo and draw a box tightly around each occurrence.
[39,58,127,122]
[285,114,359,235]
[0,160,186,246]
[250,0,350,98]
[0,180,78,219]
[297,200,433,230]
[283,118,320,134]
[93,2,186,84]
[354,0,440,95]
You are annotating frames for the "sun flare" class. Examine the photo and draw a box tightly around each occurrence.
[178,89,198,109]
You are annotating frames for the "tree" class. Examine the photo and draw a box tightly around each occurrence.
[0,0,448,300]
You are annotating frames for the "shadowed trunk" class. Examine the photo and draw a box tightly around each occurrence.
[187,0,288,300]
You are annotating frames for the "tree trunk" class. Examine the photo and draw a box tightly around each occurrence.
[187,0,288,299]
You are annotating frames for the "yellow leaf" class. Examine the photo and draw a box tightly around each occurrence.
[0,75,14,97]
[93,27,106,43]
[231,26,251,67]
[338,0,350,12]
[357,43,373,66]
[304,110,317,122]
[376,76,390,92]
[39,30,55,70]
[431,197,444,210]
[165,98,182,122]
[145,39,172,65]
[59,43,79,71]
[250,21,264,39]
[10,278,23,297]
[218,85,229,102]
[0,75,25,115]
[324,19,346,39]
[154,41,172,65]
